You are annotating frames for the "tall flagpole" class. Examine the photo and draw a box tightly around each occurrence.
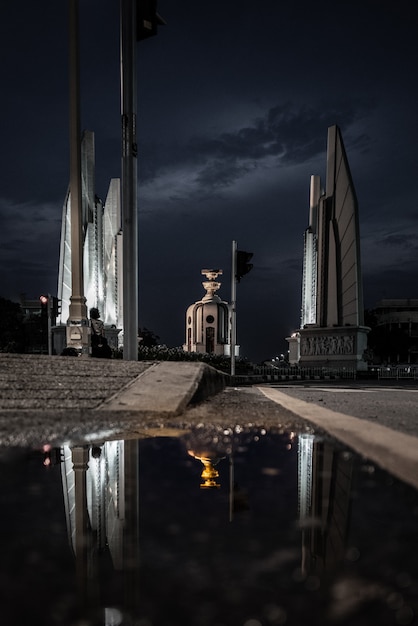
[67,0,89,354]
[230,240,237,376]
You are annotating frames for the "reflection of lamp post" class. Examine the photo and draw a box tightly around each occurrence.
[67,0,89,355]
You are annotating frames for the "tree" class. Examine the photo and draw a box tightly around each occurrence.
[365,308,412,364]
[0,298,24,353]
[138,327,160,348]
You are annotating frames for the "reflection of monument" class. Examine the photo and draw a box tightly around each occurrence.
[183,269,236,356]
[187,450,223,489]
[287,125,369,369]
[298,434,353,574]
[54,131,123,354]
[61,440,140,613]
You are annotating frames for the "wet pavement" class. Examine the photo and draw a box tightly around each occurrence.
[2,354,418,624]
[1,423,418,626]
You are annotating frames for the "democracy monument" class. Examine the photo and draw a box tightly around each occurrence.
[53,123,368,367]
[287,125,369,370]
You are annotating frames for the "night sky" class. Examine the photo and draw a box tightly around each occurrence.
[1,0,417,363]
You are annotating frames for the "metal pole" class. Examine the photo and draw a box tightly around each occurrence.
[229,455,234,522]
[120,0,138,360]
[67,0,89,353]
[231,240,237,376]
[123,439,141,611]
[71,446,91,606]
[47,293,52,356]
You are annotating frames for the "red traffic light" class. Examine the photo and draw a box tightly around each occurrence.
[39,295,48,305]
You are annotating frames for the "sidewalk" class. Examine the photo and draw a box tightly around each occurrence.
[0,353,227,447]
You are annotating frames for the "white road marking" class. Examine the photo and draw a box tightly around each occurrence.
[258,386,418,491]
[275,386,418,393]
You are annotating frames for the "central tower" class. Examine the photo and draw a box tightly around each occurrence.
[183,269,234,356]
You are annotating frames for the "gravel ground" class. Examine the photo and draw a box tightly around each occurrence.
[176,386,323,433]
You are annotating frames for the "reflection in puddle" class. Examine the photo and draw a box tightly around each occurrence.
[1,427,418,625]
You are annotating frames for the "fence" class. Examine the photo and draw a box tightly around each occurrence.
[377,367,418,380]
[231,366,357,385]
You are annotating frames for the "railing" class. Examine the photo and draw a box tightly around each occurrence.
[230,366,418,385]
[231,366,357,385]
[377,367,418,380]
[253,366,356,378]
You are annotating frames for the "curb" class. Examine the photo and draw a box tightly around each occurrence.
[97,362,228,416]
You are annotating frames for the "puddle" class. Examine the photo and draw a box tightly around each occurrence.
[1,426,418,625]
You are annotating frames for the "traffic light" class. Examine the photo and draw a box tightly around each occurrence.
[236,250,253,282]
[39,295,48,319]
[42,444,63,467]
[51,296,61,319]
[137,0,166,41]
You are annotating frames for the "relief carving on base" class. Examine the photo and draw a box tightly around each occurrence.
[300,335,354,357]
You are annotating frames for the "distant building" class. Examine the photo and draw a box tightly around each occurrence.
[19,294,43,318]
[371,299,418,364]
[183,269,236,356]
[374,299,418,326]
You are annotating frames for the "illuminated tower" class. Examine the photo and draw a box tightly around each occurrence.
[183,269,234,356]
[54,131,123,353]
[301,176,321,327]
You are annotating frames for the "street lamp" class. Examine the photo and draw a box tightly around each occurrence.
[66,0,89,355]
[120,0,165,360]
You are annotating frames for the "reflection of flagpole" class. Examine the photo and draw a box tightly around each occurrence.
[71,446,92,606]
[229,455,234,522]
[230,240,237,376]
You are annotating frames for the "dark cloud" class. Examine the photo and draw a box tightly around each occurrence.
[380,234,416,250]
[2,0,418,362]
[140,99,373,200]
[193,99,372,165]
[195,158,257,189]
[363,267,418,310]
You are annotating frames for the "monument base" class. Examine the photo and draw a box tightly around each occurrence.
[297,326,370,371]
[52,324,121,355]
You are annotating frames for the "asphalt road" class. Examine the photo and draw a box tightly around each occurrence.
[182,381,418,491]
[264,380,418,437]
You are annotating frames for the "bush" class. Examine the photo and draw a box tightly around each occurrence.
[113,344,251,373]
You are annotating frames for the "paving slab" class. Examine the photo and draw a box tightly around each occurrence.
[97,361,227,414]
[0,353,154,409]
